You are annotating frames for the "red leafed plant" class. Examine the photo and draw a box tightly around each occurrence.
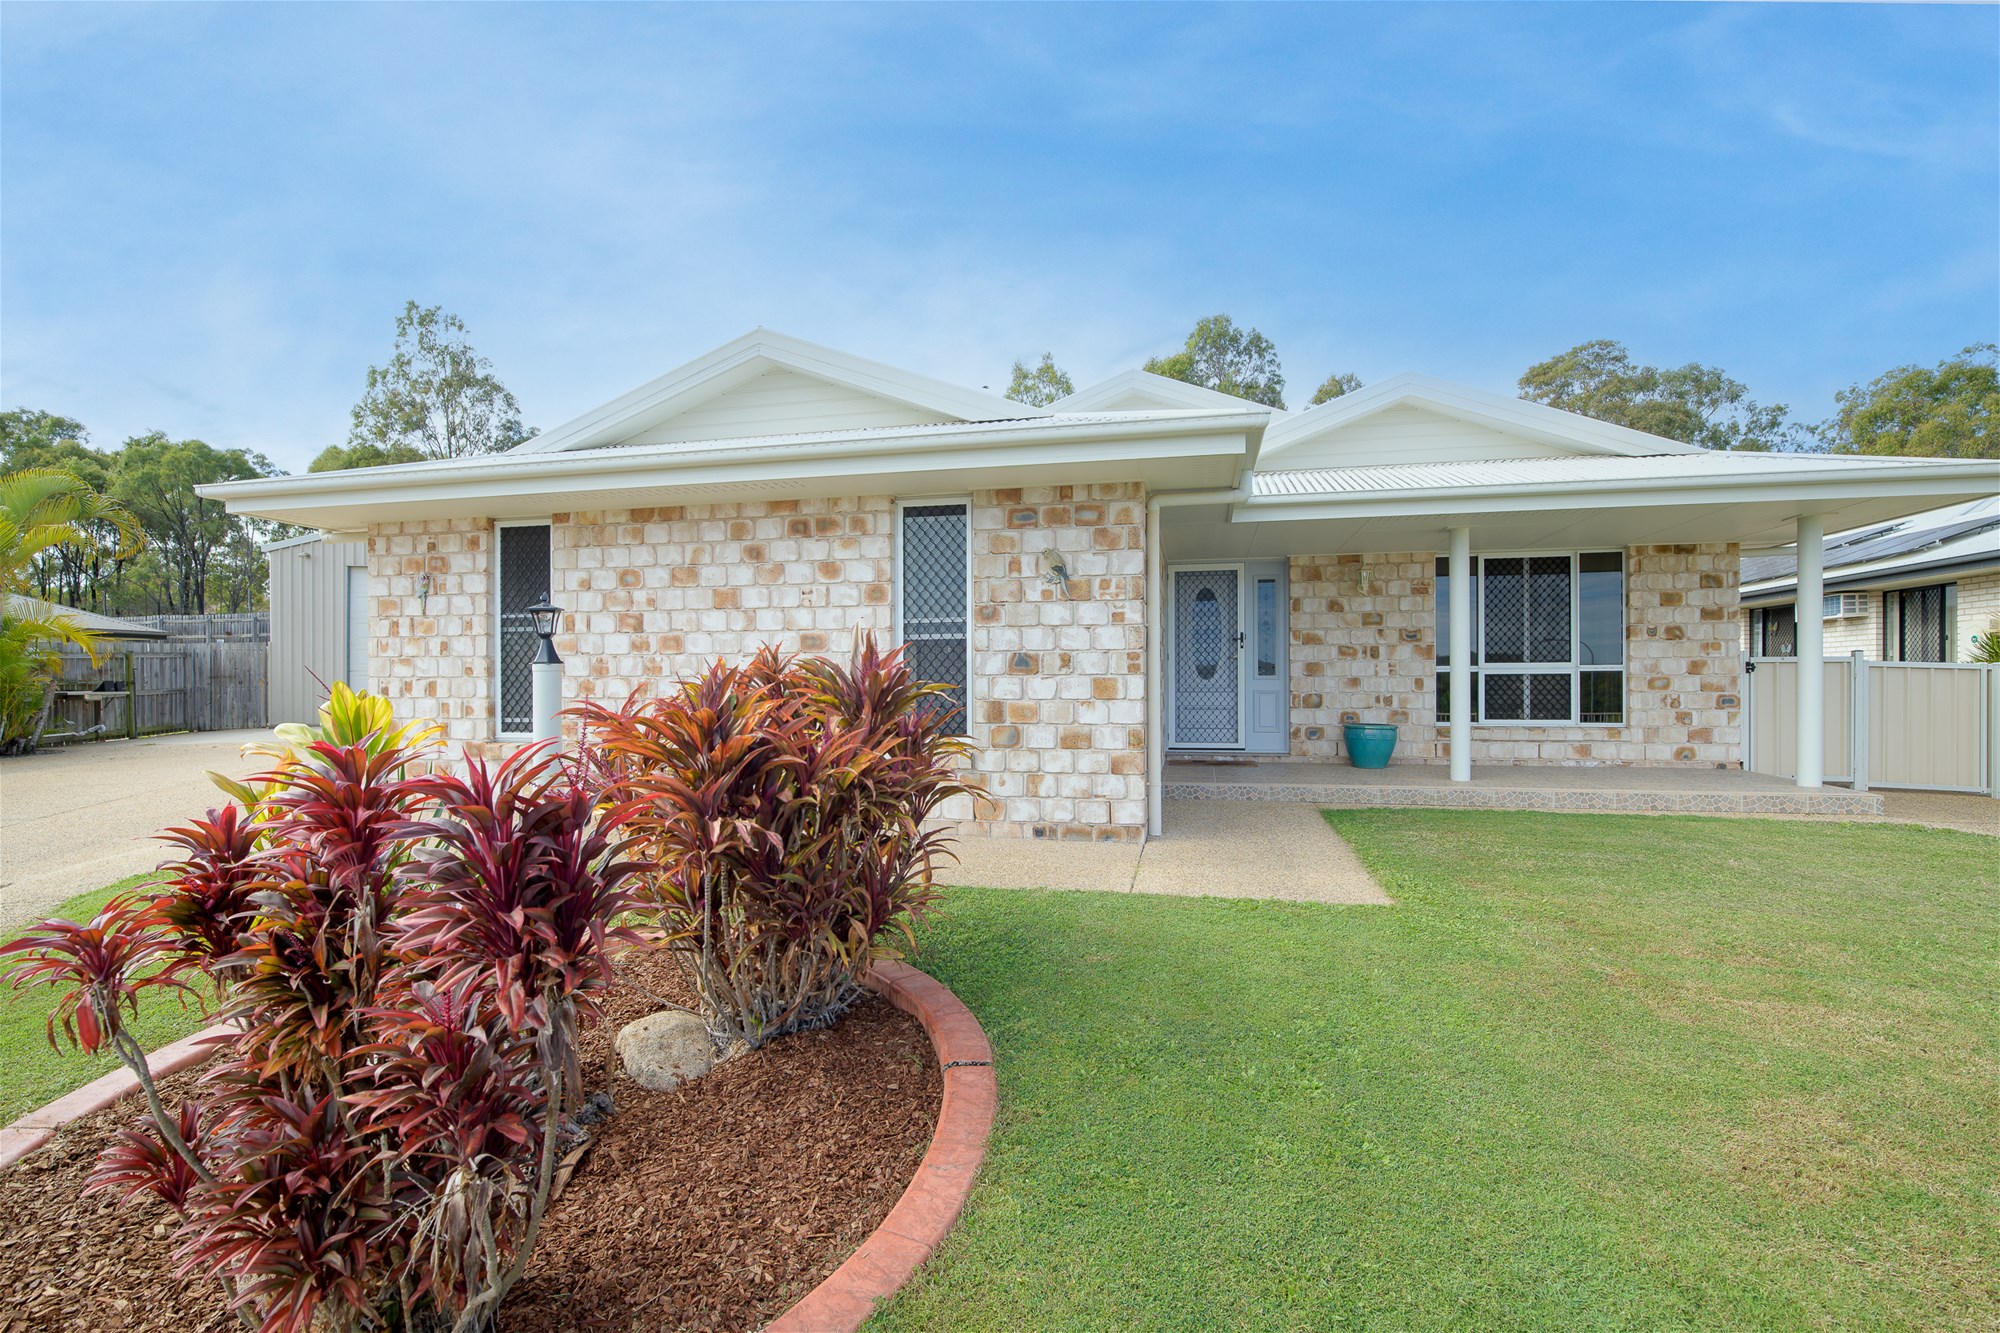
[2,692,648,1333]
[575,633,970,1051]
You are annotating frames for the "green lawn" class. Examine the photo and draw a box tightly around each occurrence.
[0,874,212,1125]
[876,812,1999,1332]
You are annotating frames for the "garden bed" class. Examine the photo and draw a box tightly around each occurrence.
[0,946,943,1333]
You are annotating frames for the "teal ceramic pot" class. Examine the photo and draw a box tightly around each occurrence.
[1342,723,1398,769]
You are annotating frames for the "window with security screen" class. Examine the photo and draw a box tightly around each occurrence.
[496,523,552,735]
[897,502,969,736]
[1886,583,1952,662]
[1436,551,1625,725]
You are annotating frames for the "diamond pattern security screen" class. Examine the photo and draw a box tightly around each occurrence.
[1172,569,1239,746]
[498,524,551,734]
[899,504,968,736]
[1892,584,1949,662]
[1466,553,1623,725]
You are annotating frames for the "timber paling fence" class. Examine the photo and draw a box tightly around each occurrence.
[47,624,269,741]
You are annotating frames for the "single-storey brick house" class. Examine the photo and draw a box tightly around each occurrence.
[205,330,1996,840]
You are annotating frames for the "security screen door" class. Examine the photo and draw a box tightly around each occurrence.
[1170,567,1242,747]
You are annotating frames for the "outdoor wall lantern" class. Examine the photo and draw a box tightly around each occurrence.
[528,595,563,741]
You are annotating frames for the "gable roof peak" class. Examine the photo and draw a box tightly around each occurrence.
[513,328,1048,455]
[1052,368,1284,417]
[1262,371,1707,461]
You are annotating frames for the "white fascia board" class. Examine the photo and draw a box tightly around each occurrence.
[198,414,1253,520]
[1233,459,2000,525]
[1259,371,1707,462]
[511,328,1047,455]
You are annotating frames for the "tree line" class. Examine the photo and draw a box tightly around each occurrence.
[1007,318,1998,459]
[6,303,1989,622]
[0,302,533,617]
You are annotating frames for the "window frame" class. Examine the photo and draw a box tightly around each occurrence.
[893,497,973,737]
[1443,550,1627,728]
[493,517,554,740]
[1883,582,1955,663]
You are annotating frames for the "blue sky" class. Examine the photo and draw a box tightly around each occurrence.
[3,1,1995,473]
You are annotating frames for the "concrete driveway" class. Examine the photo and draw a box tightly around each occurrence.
[0,730,268,935]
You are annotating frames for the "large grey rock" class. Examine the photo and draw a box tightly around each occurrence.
[616,1009,717,1091]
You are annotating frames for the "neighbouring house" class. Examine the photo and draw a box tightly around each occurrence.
[200,330,1998,840]
[265,532,372,723]
[1740,497,2000,663]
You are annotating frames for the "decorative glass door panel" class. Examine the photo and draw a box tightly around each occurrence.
[1171,568,1241,747]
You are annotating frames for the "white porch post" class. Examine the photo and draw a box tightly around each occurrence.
[1448,527,1473,783]
[1794,514,1825,789]
[1145,494,1165,838]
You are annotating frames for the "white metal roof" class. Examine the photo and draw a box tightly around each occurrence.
[1250,450,1954,498]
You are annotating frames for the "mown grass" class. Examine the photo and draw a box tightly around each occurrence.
[0,873,212,1124]
[876,812,1999,1332]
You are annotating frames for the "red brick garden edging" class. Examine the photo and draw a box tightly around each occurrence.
[765,960,996,1332]
[0,1022,235,1171]
[1,963,996,1331]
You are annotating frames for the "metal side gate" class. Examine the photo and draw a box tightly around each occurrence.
[1745,652,1999,796]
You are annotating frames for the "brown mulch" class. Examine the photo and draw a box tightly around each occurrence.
[0,950,942,1333]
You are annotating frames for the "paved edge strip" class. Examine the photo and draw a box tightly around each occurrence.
[0,1021,236,1172]
[765,960,995,1333]
[1161,781,1888,816]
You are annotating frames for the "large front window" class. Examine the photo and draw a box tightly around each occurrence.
[1436,552,1626,725]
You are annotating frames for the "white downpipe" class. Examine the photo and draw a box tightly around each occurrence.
[1145,476,1253,839]
[1794,514,1825,789]
[1448,527,1473,783]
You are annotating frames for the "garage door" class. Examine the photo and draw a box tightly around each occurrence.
[345,565,370,692]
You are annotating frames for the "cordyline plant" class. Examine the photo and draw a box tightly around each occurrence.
[574,633,971,1051]
[1,683,647,1333]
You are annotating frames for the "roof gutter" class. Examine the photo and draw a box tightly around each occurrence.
[197,410,1265,509]
[1240,458,2000,523]
[1144,471,1254,839]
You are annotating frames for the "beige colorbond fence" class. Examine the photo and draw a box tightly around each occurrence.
[1745,653,1999,795]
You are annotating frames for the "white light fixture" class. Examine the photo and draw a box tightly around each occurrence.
[528,595,563,741]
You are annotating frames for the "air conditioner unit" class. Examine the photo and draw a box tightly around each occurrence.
[1822,592,1867,620]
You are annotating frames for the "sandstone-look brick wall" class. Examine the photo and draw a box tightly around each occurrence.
[1955,570,2000,661]
[1287,553,1434,754]
[369,489,1148,839]
[967,484,1148,841]
[366,518,496,747]
[1287,543,1742,767]
[549,498,896,705]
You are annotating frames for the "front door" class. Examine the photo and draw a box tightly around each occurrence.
[1169,566,1243,747]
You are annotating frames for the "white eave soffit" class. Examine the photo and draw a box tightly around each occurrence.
[512,328,1051,456]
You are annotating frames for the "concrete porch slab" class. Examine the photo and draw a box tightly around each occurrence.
[940,802,1391,906]
[1164,759,1888,817]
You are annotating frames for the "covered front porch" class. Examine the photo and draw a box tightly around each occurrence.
[1163,756,1886,816]
[1139,405,1995,836]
